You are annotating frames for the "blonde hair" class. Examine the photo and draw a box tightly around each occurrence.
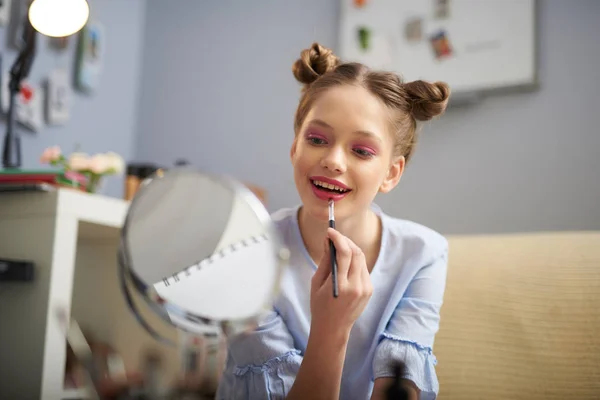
[292,43,450,162]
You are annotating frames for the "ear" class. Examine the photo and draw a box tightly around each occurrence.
[290,137,298,163]
[379,156,405,194]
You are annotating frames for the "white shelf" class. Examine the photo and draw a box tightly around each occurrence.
[0,189,128,399]
[0,190,131,399]
[0,189,184,399]
[0,186,128,225]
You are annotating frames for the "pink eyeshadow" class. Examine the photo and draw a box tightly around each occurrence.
[353,143,378,155]
[305,130,328,140]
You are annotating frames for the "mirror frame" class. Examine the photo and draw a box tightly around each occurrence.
[117,168,290,345]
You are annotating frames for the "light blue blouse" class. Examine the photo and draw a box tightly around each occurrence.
[216,204,448,400]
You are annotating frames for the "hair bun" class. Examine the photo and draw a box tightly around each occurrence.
[403,80,451,121]
[292,42,339,87]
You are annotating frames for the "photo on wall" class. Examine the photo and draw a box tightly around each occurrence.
[429,30,453,60]
[404,17,423,43]
[46,68,70,125]
[75,21,105,93]
[357,26,371,51]
[433,0,450,19]
[0,71,45,132]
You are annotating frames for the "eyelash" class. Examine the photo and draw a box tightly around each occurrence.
[307,136,327,145]
[353,148,375,158]
[305,135,376,158]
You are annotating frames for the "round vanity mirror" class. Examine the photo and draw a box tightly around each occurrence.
[118,167,288,342]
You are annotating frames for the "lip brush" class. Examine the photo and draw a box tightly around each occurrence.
[329,199,339,298]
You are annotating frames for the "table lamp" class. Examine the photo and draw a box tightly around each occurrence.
[1,0,90,169]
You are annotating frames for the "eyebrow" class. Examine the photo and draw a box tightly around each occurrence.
[307,119,382,142]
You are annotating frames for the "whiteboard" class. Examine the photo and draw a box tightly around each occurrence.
[338,0,538,97]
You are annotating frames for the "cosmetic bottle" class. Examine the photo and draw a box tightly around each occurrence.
[125,163,159,201]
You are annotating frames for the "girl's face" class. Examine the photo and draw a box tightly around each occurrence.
[291,84,405,222]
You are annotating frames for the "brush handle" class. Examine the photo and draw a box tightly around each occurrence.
[329,220,339,298]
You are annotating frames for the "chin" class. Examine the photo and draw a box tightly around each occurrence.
[298,191,329,221]
[302,199,330,222]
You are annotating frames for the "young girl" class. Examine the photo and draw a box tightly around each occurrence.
[216,43,450,400]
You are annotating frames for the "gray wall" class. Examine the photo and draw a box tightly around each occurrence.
[135,0,600,235]
[134,0,338,203]
[0,0,147,198]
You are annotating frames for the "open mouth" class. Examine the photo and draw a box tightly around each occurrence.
[310,179,351,194]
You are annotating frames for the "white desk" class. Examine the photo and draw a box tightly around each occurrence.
[0,189,180,399]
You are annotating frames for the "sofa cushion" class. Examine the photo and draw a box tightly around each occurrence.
[435,231,600,399]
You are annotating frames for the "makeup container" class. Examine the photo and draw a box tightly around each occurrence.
[124,163,159,201]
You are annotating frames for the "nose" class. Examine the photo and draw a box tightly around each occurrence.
[320,146,346,173]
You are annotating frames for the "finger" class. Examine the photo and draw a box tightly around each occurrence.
[345,238,367,281]
[358,257,372,296]
[327,228,353,279]
[317,273,334,295]
[339,237,372,298]
[312,236,332,288]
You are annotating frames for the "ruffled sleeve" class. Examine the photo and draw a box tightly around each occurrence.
[373,334,439,399]
[372,247,448,400]
[215,310,302,399]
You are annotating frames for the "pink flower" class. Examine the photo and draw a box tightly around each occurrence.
[64,171,87,185]
[88,154,110,174]
[68,153,91,171]
[104,152,125,174]
[40,146,61,164]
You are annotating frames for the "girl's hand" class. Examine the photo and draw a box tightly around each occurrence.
[310,227,373,338]
[288,228,372,400]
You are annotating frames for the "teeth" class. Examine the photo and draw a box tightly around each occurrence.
[312,180,348,193]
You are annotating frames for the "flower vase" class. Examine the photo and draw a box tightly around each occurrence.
[86,174,103,194]
[39,146,125,196]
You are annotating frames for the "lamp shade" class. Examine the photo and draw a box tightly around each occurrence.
[28,0,90,37]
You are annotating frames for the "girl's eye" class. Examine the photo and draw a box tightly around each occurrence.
[306,134,327,145]
[353,147,376,158]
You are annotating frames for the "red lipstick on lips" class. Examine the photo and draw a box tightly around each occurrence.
[310,176,352,201]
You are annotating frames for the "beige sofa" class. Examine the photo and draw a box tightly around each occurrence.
[120,230,600,399]
[435,231,600,399]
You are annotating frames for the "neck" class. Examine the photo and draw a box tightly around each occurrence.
[297,204,382,272]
